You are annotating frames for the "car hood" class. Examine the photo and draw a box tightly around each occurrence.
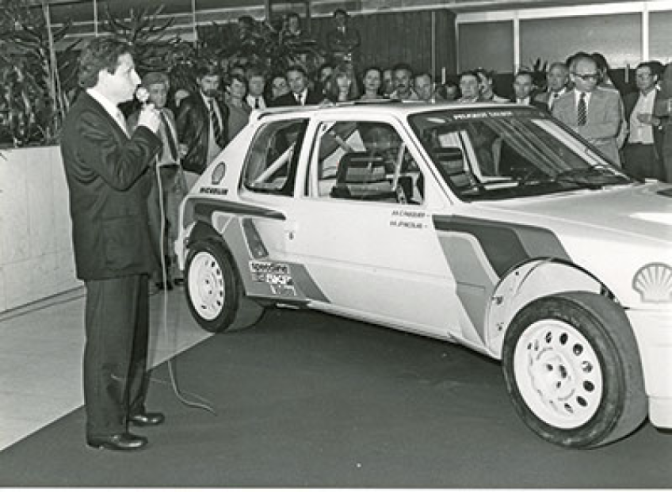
[475,183,672,244]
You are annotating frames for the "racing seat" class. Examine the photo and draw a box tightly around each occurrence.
[330,152,395,200]
[431,147,476,191]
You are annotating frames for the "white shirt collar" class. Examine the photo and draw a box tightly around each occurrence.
[87,88,127,134]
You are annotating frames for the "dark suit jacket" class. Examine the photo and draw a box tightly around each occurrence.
[552,87,622,163]
[176,93,229,174]
[271,89,323,107]
[623,89,666,159]
[60,91,161,280]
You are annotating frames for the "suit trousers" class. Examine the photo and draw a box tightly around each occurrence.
[623,143,664,181]
[84,274,150,438]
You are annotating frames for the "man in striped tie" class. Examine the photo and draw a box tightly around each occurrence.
[552,53,622,165]
[176,64,229,189]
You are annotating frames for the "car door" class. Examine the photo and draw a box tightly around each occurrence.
[281,115,460,338]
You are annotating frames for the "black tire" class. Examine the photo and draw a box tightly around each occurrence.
[184,239,264,333]
[502,291,647,448]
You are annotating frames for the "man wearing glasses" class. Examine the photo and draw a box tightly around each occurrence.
[552,53,622,165]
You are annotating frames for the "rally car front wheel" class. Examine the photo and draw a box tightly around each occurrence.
[185,239,264,333]
[502,292,647,448]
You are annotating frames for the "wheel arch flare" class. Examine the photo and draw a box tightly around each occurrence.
[485,259,616,359]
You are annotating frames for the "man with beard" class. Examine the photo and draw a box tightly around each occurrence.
[176,64,229,189]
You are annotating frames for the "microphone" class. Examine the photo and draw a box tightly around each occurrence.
[136,86,150,108]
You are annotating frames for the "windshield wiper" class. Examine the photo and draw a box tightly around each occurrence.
[552,166,627,189]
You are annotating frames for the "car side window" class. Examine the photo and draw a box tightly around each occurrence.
[243,118,308,196]
[310,121,424,205]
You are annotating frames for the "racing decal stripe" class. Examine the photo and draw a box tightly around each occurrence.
[437,234,498,344]
[433,215,570,277]
[193,198,286,225]
[290,265,330,303]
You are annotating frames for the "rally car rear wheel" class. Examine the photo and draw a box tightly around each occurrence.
[185,239,264,333]
[502,292,646,448]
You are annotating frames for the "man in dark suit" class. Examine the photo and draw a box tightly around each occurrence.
[511,70,549,111]
[271,65,323,107]
[176,64,229,189]
[60,37,163,451]
[623,61,667,180]
[552,54,622,164]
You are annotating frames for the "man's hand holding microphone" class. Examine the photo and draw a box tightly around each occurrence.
[135,87,161,133]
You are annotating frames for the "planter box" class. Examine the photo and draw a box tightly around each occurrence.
[0,146,81,313]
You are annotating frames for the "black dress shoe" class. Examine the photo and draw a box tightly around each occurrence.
[87,432,148,451]
[173,278,184,287]
[129,411,165,427]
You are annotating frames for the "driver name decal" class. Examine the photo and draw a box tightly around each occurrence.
[389,209,428,230]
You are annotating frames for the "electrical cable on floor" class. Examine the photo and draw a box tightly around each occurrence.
[155,156,216,416]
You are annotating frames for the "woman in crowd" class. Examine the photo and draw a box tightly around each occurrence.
[224,73,251,140]
[269,73,290,103]
[360,66,385,100]
[324,64,359,103]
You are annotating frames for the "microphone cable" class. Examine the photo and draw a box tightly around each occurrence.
[152,112,216,416]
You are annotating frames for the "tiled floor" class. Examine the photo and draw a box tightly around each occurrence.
[0,286,211,451]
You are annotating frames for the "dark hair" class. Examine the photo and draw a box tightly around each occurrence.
[392,62,413,76]
[227,73,248,87]
[414,71,433,83]
[238,15,255,28]
[474,67,494,82]
[333,8,348,17]
[514,70,534,82]
[78,37,133,89]
[643,60,664,78]
[459,70,480,82]
[286,64,308,78]
[196,64,221,80]
[246,66,266,80]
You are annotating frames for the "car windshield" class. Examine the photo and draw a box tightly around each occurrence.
[409,107,633,201]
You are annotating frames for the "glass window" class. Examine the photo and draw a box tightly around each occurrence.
[410,108,631,201]
[309,120,425,205]
[243,119,308,196]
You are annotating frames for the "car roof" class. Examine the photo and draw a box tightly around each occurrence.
[253,101,527,121]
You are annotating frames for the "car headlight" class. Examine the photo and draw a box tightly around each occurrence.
[632,263,672,304]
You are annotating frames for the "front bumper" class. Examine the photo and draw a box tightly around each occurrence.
[627,308,672,429]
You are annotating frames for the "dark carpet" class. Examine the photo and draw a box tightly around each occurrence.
[1,308,671,487]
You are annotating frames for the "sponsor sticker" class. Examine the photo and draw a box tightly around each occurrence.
[199,186,229,196]
[249,260,296,296]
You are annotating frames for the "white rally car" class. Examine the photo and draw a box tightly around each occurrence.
[176,101,672,448]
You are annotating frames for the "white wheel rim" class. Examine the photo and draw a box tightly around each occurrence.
[513,319,604,429]
[188,251,225,321]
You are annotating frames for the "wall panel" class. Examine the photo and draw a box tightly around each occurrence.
[458,21,513,72]
[519,13,641,68]
[311,9,456,77]
[649,10,672,63]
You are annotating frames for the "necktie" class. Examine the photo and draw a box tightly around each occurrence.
[254,97,260,109]
[549,92,559,110]
[160,111,178,161]
[577,93,587,126]
[209,99,223,147]
[296,93,303,105]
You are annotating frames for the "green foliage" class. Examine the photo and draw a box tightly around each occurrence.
[0,0,78,147]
